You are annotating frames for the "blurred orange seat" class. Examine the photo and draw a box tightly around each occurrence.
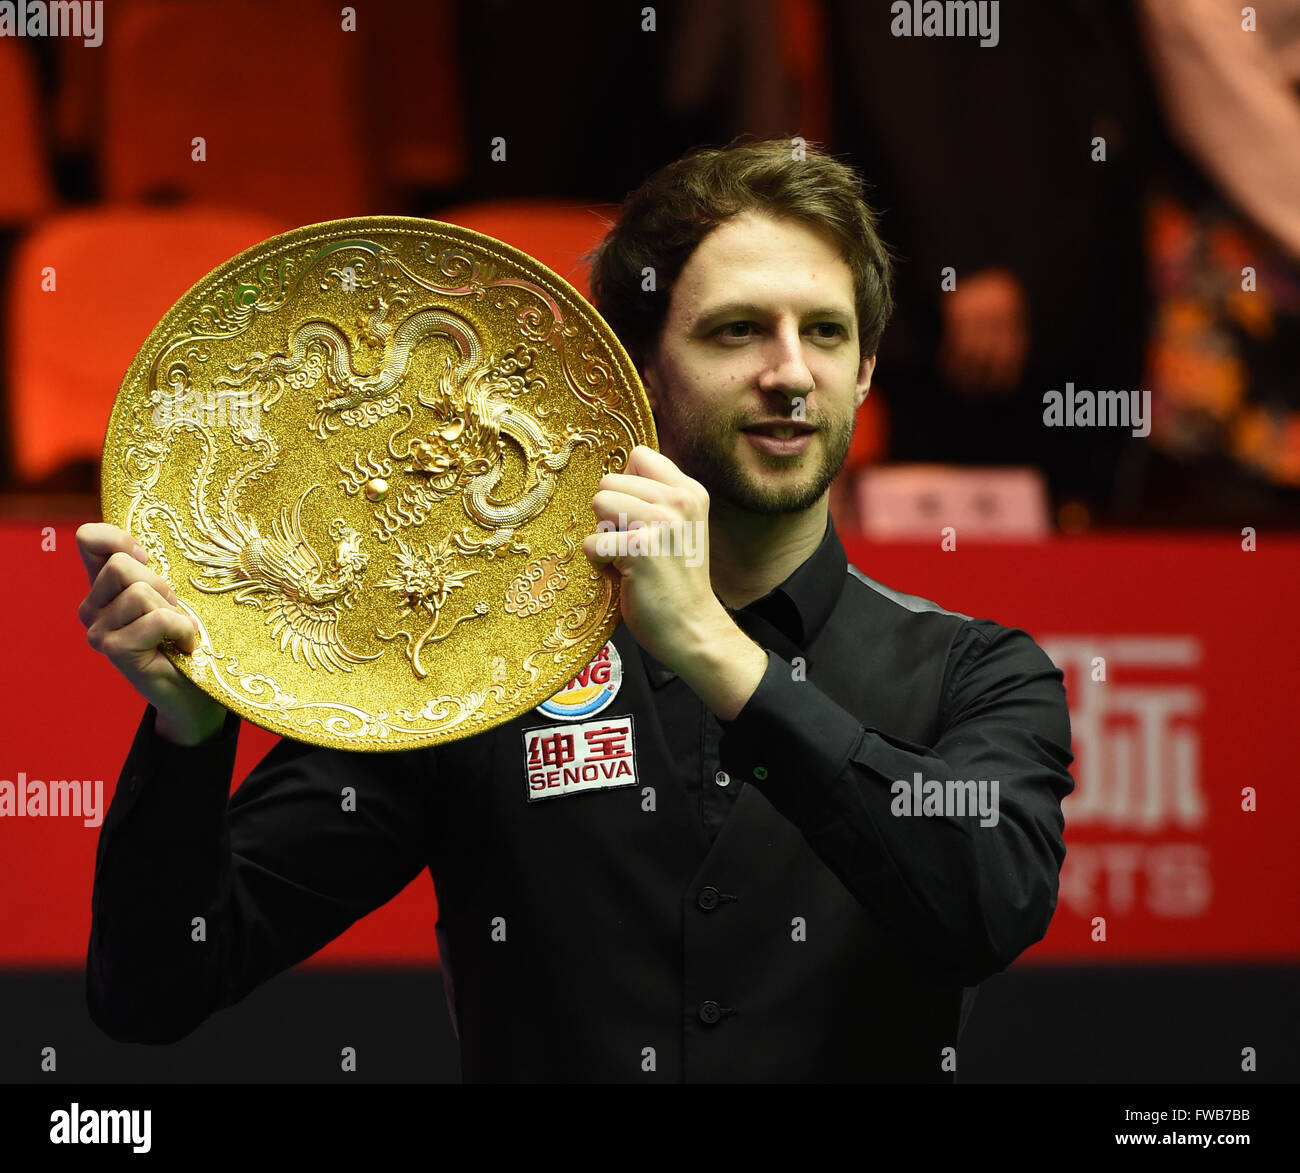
[101,0,371,226]
[0,40,56,225]
[6,206,285,486]
[428,200,618,300]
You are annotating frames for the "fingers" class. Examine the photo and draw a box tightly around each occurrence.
[582,532,620,568]
[622,445,702,495]
[593,485,666,521]
[592,487,692,529]
[113,604,200,659]
[595,450,708,525]
[85,579,197,657]
[75,522,148,585]
[79,548,180,621]
[595,471,676,507]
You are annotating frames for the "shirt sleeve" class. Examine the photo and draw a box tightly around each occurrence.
[86,703,435,1044]
[717,620,1074,987]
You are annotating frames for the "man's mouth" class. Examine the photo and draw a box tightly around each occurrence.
[740,422,817,440]
[740,422,817,456]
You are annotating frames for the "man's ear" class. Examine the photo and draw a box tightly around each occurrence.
[855,354,876,409]
[641,354,660,412]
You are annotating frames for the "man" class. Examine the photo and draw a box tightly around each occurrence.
[76,139,1073,1082]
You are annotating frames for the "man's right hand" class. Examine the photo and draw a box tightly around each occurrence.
[76,522,228,746]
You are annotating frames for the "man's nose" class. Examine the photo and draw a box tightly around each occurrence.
[755,323,814,400]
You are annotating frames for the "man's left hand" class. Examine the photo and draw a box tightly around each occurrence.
[583,446,769,721]
[583,446,723,671]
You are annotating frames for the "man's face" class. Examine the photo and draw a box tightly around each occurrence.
[641,210,876,515]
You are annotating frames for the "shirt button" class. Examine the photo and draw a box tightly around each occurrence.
[697,886,720,911]
[699,1000,722,1025]
[713,770,730,788]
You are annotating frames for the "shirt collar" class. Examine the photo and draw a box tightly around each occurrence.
[639,512,847,688]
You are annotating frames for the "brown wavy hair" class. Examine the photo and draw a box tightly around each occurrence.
[585,136,895,373]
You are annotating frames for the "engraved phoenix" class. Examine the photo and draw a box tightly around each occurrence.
[182,483,380,672]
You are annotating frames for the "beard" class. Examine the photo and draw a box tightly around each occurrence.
[655,403,856,516]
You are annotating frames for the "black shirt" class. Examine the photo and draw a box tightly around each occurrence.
[86,515,1074,1081]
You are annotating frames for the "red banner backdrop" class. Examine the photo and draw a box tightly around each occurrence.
[1,520,1294,965]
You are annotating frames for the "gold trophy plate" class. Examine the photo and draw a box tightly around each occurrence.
[100,216,655,751]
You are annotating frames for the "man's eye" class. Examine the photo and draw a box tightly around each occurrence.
[717,322,755,339]
[811,323,847,340]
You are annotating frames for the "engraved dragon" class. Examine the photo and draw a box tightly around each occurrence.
[339,338,610,554]
[213,292,485,438]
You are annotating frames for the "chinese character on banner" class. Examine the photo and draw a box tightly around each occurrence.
[1041,635,1210,923]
